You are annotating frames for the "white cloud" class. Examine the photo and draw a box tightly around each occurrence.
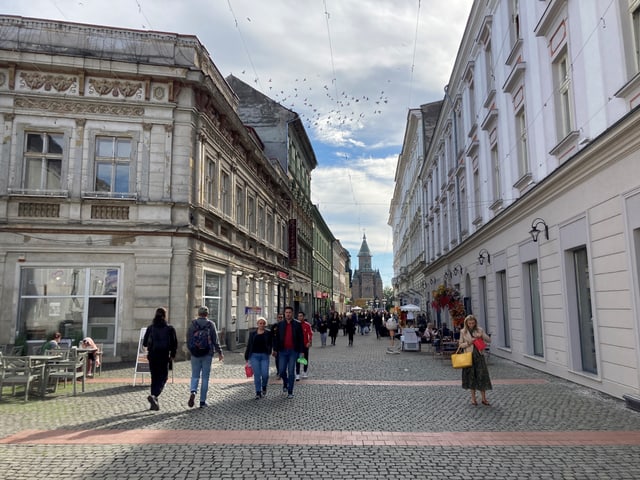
[2,0,472,285]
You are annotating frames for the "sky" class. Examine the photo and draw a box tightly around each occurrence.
[1,0,472,286]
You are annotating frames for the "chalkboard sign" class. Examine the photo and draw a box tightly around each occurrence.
[133,327,149,386]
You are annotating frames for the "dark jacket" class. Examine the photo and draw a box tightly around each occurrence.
[244,329,273,361]
[272,319,304,353]
[143,323,178,359]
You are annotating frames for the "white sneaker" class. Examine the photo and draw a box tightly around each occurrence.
[295,374,300,381]
[301,372,308,378]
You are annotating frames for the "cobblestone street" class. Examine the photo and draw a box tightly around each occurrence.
[2,332,640,479]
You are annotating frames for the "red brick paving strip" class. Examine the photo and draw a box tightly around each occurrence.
[2,429,639,446]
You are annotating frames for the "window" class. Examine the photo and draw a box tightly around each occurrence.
[473,159,481,221]
[258,203,265,239]
[95,136,132,194]
[247,194,256,233]
[468,79,476,127]
[572,247,596,373]
[491,145,501,202]
[203,272,223,336]
[204,156,217,207]
[508,0,521,47]
[266,210,274,244]
[459,172,468,234]
[236,185,245,226]
[18,267,119,356]
[221,170,231,215]
[485,41,494,95]
[516,108,529,177]
[497,270,510,348]
[554,50,574,139]
[633,3,640,72]
[23,132,63,192]
[455,103,464,157]
[526,261,543,357]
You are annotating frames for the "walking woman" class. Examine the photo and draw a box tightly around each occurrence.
[143,307,178,411]
[328,312,340,346]
[458,314,492,406]
[244,316,273,399]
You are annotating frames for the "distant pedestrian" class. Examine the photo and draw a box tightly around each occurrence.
[142,307,178,411]
[458,314,492,406]
[328,312,340,346]
[244,316,272,399]
[386,315,398,350]
[272,306,304,398]
[187,306,224,408]
[346,313,357,346]
[317,314,329,347]
[295,311,313,380]
[373,312,383,339]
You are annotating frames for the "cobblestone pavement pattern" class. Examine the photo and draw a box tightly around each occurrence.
[2,332,640,479]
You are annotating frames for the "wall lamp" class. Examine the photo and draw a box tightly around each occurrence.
[477,248,491,265]
[453,263,464,276]
[529,217,549,242]
[429,277,436,286]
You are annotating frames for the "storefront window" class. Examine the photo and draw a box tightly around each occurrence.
[17,267,119,355]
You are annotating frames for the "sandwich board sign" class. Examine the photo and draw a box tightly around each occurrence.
[133,327,149,386]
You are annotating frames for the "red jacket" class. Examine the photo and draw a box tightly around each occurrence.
[301,320,313,347]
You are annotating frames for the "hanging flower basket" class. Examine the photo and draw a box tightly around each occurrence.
[432,284,466,328]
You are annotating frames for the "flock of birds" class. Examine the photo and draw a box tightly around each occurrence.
[238,71,391,134]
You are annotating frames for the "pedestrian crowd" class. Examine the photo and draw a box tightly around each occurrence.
[142,307,492,409]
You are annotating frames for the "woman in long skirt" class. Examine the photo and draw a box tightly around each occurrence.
[458,314,492,405]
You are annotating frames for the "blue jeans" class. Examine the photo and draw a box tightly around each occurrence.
[190,354,213,403]
[249,353,270,394]
[278,349,298,394]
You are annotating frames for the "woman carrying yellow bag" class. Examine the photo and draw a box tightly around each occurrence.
[458,315,492,406]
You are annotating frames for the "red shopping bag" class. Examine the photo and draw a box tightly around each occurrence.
[473,338,486,352]
[244,363,254,378]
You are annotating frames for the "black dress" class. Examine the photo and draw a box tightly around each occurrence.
[461,347,492,391]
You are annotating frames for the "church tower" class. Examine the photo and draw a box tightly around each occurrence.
[351,234,383,308]
[358,234,372,271]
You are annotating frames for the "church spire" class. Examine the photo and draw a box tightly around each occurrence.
[357,234,372,271]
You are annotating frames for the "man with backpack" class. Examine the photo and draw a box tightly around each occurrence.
[187,306,224,408]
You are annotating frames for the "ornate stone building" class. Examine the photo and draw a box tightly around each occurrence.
[351,235,383,308]
[0,16,291,358]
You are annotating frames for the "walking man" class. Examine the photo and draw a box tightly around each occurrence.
[187,306,224,408]
[272,306,304,398]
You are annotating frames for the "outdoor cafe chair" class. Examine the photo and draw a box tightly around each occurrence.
[0,354,45,401]
[46,351,87,396]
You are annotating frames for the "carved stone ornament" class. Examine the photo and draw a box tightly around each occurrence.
[153,86,165,100]
[88,78,143,98]
[19,72,77,93]
[14,96,145,116]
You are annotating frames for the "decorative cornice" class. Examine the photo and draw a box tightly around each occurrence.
[88,78,142,98]
[19,72,77,93]
[14,96,145,116]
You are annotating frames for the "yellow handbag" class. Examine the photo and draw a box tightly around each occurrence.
[451,347,473,369]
